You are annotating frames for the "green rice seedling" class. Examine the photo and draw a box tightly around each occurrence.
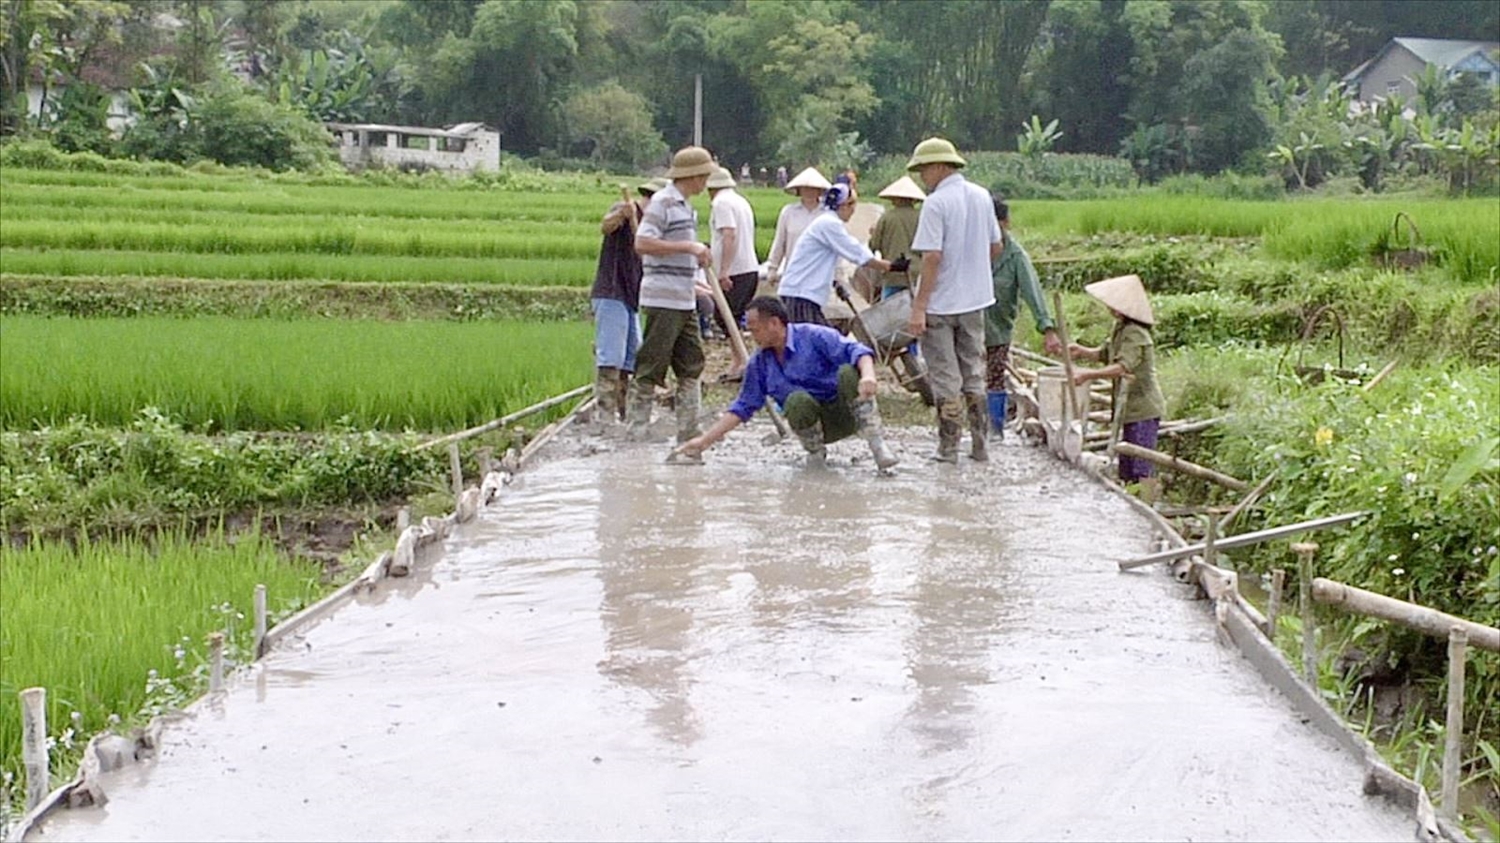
[0,219,602,261]
[0,249,599,287]
[0,528,323,811]
[0,316,594,431]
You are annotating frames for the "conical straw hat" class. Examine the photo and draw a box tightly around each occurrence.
[877,175,926,202]
[784,167,831,193]
[1084,274,1155,326]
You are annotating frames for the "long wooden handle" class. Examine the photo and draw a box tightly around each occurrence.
[1052,291,1083,426]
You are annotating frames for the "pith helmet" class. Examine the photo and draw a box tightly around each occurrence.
[906,137,967,170]
[877,175,927,202]
[706,166,736,190]
[784,166,832,193]
[637,177,669,196]
[667,146,717,179]
[1084,274,1155,326]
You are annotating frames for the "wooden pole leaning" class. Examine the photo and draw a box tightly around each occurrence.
[1110,442,1249,491]
[1442,627,1467,822]
[1120,511,1371,571]
[411,386,593,453]
[20,687,48,810]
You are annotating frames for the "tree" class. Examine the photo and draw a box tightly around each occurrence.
[561,80,667,169]
[1175,29,1276,172]
[1021,0,1132,155]
[856,0,1050,150]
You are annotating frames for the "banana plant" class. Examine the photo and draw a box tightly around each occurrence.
[1017,114,1062,158]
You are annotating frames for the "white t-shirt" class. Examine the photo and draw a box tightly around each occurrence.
[710,189,759,277]
[911,172,1000,316]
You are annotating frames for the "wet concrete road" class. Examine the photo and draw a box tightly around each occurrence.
[30,429,1414,842]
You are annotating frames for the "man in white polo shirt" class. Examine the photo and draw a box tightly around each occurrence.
[905,137,1002,464]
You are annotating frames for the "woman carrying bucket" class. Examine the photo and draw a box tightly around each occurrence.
[1067,273,1166,485]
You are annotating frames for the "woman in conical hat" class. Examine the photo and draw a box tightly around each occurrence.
[869,176,926,300]
[765,167,833,282]
[1067,274,1166,486]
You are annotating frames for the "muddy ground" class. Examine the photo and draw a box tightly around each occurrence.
[26,413,1418,842]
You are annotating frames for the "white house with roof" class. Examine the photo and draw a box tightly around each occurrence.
[1343,37,1500,103]
[326,122,501,173]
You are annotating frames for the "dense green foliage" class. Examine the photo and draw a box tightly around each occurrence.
[6,1,1498,181]
[0,410,455,532]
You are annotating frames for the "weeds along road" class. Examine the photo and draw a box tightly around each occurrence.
[29,426,1415,842]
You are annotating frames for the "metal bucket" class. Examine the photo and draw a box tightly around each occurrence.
[857,289,919,354]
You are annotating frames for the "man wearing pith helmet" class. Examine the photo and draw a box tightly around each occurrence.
[631,146,716,444]
[905,137,1002,464]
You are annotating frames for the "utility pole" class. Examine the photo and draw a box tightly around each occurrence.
[693,73,702,147]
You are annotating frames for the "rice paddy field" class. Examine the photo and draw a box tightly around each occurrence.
[1,159,1497,829]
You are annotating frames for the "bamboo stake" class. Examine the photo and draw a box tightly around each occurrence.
[448,442,463,499]
[1294,542,1318,684]
[1111,442,1249,491]
[1441,626,1467,821]
[20,687,47,810]
[1118,510,1370,570]
[208,632,226,693]
[411,386,591,452]
[1311,579,1499,652]
[253,584,268,659]
[1267,569,1285,637]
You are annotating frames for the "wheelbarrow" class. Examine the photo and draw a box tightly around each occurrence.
[833,281,936,406]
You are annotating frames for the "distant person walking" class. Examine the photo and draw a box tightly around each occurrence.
[905,137,1001,463]
[984,195,1063,438]
[775,166,788,189]
[630,146,717,444]
[766,167,830,284]
[706,167,759,379]
[589,176,665,424]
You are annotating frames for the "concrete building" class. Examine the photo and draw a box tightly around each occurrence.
[326,122,501,173]
[1344,37,1500,103]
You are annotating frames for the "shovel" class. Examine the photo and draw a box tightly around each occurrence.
[1051,291,1084,464]
[703,257,789,445]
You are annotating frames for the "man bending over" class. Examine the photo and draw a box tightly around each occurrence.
[676,297,899,470]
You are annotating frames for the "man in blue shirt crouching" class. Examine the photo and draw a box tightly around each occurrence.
[676,297,900,470]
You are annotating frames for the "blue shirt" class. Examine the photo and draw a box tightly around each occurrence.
[726,323,874,421]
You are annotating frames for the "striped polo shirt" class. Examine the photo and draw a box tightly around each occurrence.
[636,182,699,311]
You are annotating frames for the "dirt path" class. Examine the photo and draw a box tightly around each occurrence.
[28,425,1415,842]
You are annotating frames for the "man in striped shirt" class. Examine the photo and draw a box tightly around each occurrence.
[630,146,717,443]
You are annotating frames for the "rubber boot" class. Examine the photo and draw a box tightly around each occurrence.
[965,394,990,462]
[626,379,655,440]
[794,424,827,468]
[930,400,961,463]
[987,391,1008,439]
[593,367,620,426]
[854,399,899,470]
[617,372,631,422]
[674,377,702,444]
